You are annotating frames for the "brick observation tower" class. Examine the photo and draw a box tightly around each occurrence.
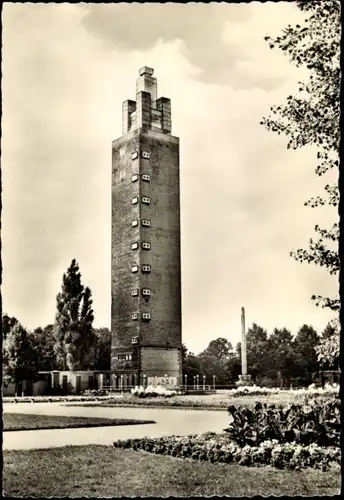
[111,67,182,388]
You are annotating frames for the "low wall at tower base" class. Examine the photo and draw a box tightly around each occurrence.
[140,347,182,387]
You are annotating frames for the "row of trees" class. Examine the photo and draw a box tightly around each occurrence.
[182,321,339,388]
[3,259,339,392]
[3,260,111,392]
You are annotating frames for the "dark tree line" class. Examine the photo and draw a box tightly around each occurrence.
[182,322,338,388]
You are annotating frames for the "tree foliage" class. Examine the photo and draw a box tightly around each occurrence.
[198,337,234,384]
[268,328,295,387]
[2,314,18,340]
[293,324,319,384]
[246,324,270,382]
[93,327,111,370]
[225,348,242,382]
[199,337,233,359]
[31,324,58,372]
[182,345,202,380]
[315,321,340,369]
[261,0,340,312]
[3,322,38,393]
[181,320,332,387]
[54,259,96,370]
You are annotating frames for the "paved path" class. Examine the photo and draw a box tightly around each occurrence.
[3,403,229,451]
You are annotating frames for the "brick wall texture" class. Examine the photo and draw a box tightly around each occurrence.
[111,127,182,381]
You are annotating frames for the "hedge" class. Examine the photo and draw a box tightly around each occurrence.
[113,433,341,471]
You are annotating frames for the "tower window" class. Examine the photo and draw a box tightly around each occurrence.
[142,313,151,320]
[132,197,138,205]
[142,151,150,159]
[142,219,151,227]
[132,174,139,182]
[118,353,132,361]
[131,289,139,297]
[142,242,151,250]
[131,336,139,344]
[131,313,138,320]
[132,151,138,160]
[132,219,138,227]
[142,197,150,204]
[142,174,150,182]
[131,265,138,273]
[142,288,151,296]
[142,265,151,273]
[131,242,138,250]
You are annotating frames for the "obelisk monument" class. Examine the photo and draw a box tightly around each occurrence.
[239,306,251,384]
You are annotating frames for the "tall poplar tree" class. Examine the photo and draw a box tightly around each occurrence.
[54,259,96,370]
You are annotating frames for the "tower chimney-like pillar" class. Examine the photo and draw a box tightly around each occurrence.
[122,100,136,135]
[136,66,157,105]
[136,91,151,129]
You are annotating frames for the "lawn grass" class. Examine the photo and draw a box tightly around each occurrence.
[3,413,155,431]
[72,392,307,411]
[3,445,340,497]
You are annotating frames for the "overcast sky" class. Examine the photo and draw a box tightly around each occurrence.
[2,2,338,353]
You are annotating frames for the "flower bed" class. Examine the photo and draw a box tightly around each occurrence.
[228,385,280,397]
[113,433,340,471]
[227,383,339,398]
[113,397,341,471]
[292,383,339,399]
[131,385,178,398]
[3,395,115,404]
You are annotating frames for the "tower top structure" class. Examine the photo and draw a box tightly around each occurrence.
[122,67,172,136]
[139,66,154,76]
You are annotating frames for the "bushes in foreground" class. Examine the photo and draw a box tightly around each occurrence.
[225,399,340,447]
[113,433,340,471]
[113,398,341,471]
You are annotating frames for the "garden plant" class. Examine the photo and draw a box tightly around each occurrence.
[113,396,341,471]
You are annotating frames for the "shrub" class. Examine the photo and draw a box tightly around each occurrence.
[257,376,279,388]
[113,433,341,470]
[224,399,340,447]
